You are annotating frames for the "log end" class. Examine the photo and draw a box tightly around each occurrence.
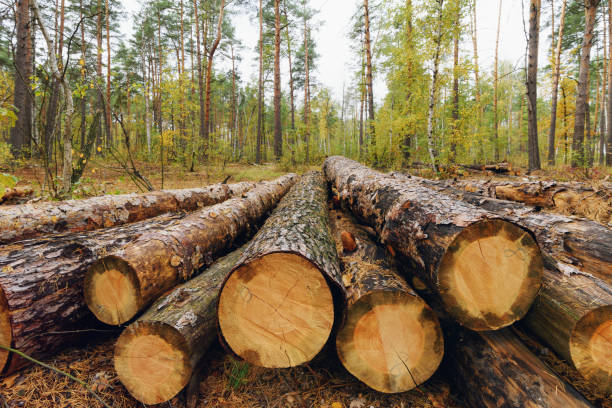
[114,321,191,405]
[570,305,612,394]
[218,252,334,368]
[0,287,10,372]
[85,256,141,325]
[438,219,543,331]
[336,291,443,393]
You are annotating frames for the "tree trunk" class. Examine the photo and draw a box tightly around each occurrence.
[218,172,345,368]
[114,245,246,405]
[10,0,33,157]
[273,0,282,160]
[548,0,567,166]
[0,182,255,244]
[527,0,541,171]
[608,0,612,166]
[471,0,484,162]
[494,0,502,161]
[304,21,311,163]
[324,156,543,331]
[105,0,111,145]
[284,0,295,131]
[573,0,601,167]
[402,0,414,165]
[522,262,612,394]
[363,0,375,153]
[330,209,443,393]
[193,0,205,149]
[451,3,459,163]
[85,175,296,325]
[256,0,264,164]
[426,0,444,173]
[447,328,593,408]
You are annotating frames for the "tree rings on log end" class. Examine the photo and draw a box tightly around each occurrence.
[336,291,443,393]
[438,219,543,331]
[0,287,10,372]
[570,305,612,394]
[85,256,141,325]
[218,252,334,368]
[114,321,190,404]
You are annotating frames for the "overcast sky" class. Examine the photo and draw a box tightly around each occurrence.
[119,0,543,103]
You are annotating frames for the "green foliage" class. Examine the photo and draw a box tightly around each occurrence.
[226,359,249,390]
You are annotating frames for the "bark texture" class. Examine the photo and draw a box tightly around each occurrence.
[527,0,541,171]
[324,156,543,331]
[114,246,246,405]
[0,182,255,244]
[85,175,296,325]
[330,209,443,393]
[447,328,593,408]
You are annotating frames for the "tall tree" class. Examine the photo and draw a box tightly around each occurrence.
[451,0,460,163]
[304,15,311,162]
[470,0,483,161]
[283,0,296,131]
[548,0,567,166]
[402,0,414,164]
[572,0,601,167]
[256,0,264,163]
[426,0,445,173]
[273,0,282,160]
[493,0,502,161]
[526,0,541,171]
[608,0,612,165]
[106,0,112,143]
[363,0,375,154]
[193,0,206,153]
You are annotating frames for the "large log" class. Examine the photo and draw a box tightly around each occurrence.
[0,212,189,374]
[459,162,512,173]
[0,181,256,244]
[114,245,246,405]
[85,174,297,326]
[391,172,612,283]
[329,209,443,393]
[323,156,543,331]
[447,327,594,408]
[440,178,611,224]
[522,261,612,394]
[218,171,345,368]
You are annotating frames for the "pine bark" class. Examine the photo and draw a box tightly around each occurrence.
[256,0,264,164]
[494,0,502,161]
[193,0,206,146]
[0,182,255,244]
[114,246,246,405]
[273,0,282,160]
[324,156,543,331]
[363,0,375,150]
[549,0,568,167]
[218,172,345,368]
[85,175,296,325]
[527,0,541,171]
[426,0,444,172]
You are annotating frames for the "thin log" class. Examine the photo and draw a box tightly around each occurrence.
[114,245,246,405]
[0,182,256,244]
[330,209,443,393]
[458,162,512,173]
[85,175,297,326]
[324,156,543,331]
[0,187,34,205]
[218,172,345,368]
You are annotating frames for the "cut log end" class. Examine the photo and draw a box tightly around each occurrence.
[85,256,141,325]
[114,321,190,405]
[570,305,612,394]
[218,252,334,368]
[438,219,543,331]
[0,287,10,372]
[336,291,443,393]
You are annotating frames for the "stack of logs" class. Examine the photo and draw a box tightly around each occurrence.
[0,158,610,407]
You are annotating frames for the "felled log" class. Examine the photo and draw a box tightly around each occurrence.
[85,174,297,326]
[114,245,245,405]
[0,181,256,244]
[441,179,611,224]
[447,328,593,408]
[391,172,612,283]
[218,171,345,368]
[324,156,543,331]
[459,162,512,173]
[522,262,612,394]
[0,212,188,374]
[329,209,443,393]
[0,186,34,205]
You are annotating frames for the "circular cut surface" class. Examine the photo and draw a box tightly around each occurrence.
[218,252,334,368]
[438,219,542,331]
[114,322,190,405]
[336,292,443,393]
[0,288,10,371]
[85,256,140,325]
[571,305,612,393]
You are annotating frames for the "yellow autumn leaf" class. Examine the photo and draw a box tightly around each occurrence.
[97,146,102,152]
[331,403,344,408]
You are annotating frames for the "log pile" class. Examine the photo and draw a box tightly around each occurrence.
[0,159,610,406]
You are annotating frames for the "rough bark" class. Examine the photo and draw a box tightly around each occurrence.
[218,172,345,368]
[193,0,206,146]
[459,162,511,173]
[273,0,282,160]
[447,328,594,408]
[329,209,443,393]
[114,246,246,405]
[426,0,444,173]
[0,182,255,244]
[304,20,311,163]
[522,261,612,394]
[494,0,502,161]
[256,0,264,164]
[608,0,612,166]
[324,156,543,331]
[527,0,541,171]
[363,0,375,147]
[85,175,296,325]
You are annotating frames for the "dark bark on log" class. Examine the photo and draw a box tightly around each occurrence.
[85,175,297,326]
[218,171,345,368]
[447,327,593,408]
[0,212,190,375]
[324,156,543,331]
[390,172,612,284]
[0,182,256,244]
[114,246,246,405]
[329,209,443,393]
[458,162,512,173]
